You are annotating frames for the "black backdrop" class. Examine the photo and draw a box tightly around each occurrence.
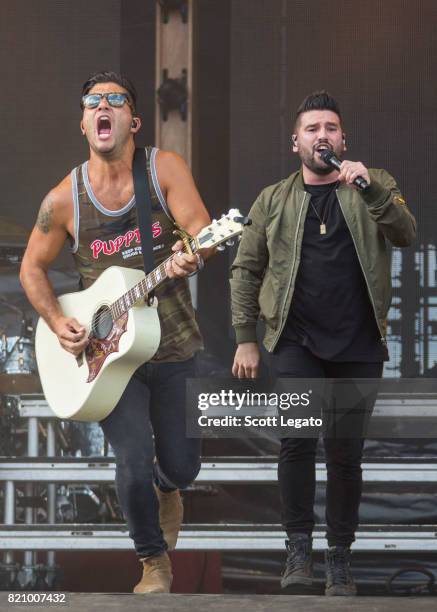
[0,0,155,223]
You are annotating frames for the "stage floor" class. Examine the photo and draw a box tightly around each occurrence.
[1,594,436,612]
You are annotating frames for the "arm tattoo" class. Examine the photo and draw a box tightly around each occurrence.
[36,195,54,234]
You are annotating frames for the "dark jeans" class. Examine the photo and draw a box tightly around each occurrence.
[99,357,201,558]
[271,340,383,547]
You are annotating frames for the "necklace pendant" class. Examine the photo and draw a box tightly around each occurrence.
[320,223,326,235]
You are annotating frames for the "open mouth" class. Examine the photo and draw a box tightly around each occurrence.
[314,144,331,153]
[97,115,112,139]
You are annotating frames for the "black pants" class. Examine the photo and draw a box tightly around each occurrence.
[271,340,383,547]
[99,357,201,558]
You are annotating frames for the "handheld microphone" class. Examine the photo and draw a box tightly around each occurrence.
[319,149,369,191]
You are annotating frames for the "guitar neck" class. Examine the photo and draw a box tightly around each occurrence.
[109,250,190,320]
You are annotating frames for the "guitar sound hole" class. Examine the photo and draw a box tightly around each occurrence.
[92,306,113,339]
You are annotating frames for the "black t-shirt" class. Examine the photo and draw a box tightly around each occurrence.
[282,181,388,362]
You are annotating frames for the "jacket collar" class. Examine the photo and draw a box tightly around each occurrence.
[289,167,349,195]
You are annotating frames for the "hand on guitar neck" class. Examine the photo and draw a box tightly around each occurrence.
[165,239,202,279]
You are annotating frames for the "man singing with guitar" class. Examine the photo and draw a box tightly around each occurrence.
[20,71,212,593]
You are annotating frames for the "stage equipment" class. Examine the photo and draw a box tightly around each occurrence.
[0,395,19,456]
[157,0,188,24]
[0,217,28,269]
[1,394,437,593]
[157,68,188,121]
[0,299,39,395]
[0,336,38,394]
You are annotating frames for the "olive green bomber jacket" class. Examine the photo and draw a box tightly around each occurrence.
[230,169,416,352]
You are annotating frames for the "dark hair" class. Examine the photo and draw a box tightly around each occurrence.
[81,71,137,112]
[295,90,341,128]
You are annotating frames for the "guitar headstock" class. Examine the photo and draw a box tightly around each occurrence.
[193,208,251,251]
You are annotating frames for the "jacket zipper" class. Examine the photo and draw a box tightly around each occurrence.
[272,192,308,348]
[336,191,387,346]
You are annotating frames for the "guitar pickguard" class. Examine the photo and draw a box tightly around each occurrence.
[85,312,129,383]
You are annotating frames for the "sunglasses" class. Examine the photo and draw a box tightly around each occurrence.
[81,92,133,110]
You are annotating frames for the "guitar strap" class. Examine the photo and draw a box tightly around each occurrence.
[133,147,155,304]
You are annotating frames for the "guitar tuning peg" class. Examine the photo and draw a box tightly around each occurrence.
[225,239,235,247]
[216,244,226,252]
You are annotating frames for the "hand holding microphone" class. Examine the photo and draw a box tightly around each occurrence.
[319,149,370,191]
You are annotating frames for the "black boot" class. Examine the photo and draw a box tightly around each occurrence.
[325,545,357,596]
[280,534,313,588]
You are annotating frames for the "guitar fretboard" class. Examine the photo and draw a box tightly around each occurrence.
[110,260,167,319]
[109,242,196,320]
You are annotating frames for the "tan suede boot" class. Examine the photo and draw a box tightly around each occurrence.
[154,484,183,550]
[133,552,173,594]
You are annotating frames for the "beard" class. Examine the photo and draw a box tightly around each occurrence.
[300,146,342,175]
[302,153,334,175]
